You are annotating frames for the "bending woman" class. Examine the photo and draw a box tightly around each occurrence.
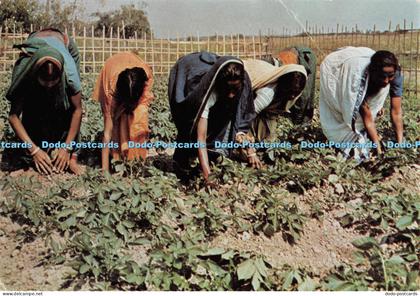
[93,52,154,172]
[264,46,317,124]
[168,52,260,182]
[6,28,83,175]
[243,59,307,142]
[319,47,403,161]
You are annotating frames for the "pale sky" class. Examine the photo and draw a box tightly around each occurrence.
[69,0,420,37]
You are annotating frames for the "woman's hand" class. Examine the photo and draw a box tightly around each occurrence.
[33,149,54,174]
[69,156,84,175]
[204,174,219,190]
[52,148,70,172]
[377,107,385,118]
[248,153,262,169]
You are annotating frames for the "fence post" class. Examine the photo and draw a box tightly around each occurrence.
[109,27,113,57]
[237,33,240,57]
[216,32,219,54]
[144,31,147,63]
[2,26,7,72]
[12,23,16,62]
[416,29,419,95]
[407,22,414,97]
[91,25,96,73]
[403,19,406,53]
[72,24,76,40]
[223,34,226,56]
[184,33,187,56]
[122,21,126,50]
[151,31,155,74]
[197,31,201,52]
[167,32,171,75]
[355,24,360,46]
[387,21,392,49]
[252,35,256,59]
[372,24,376,49]
[83,26,86,74]
[102,26,106,65]
[176,32,180,60]
[365,26,369,47]
[0,26,2,73]
[20,27,23,52]
[320,25,327,50]
[243,33,246,58]
[160,35,164,74]
[282,27,285,49]
[230,33,234,56]
[135,31,139,53]
[117,26,120,52]
[335,23,339,48]
[396,24,400,56]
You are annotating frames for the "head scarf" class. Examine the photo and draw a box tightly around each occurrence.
[243,59,307,112]
[6,37,69,111]
[168,52,255,149]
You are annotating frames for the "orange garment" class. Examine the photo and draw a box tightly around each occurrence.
[278,49,299,65]
[93,52,154,161]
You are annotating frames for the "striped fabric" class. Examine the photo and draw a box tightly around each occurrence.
[254,83,276,114]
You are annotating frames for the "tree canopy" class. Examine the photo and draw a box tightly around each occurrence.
[92,4,151,38]
[0,0,151,38]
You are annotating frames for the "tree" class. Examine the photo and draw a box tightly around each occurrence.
[0,0,87,32]
[0,0,41,30]
[37,0,87,31]
[92,3,151,38]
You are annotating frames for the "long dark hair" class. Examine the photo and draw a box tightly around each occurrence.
[218,62,244,81]
[113,67,148,114]
[215,62,244,99]
[37,61,62,82]
[369,50,400,73]
[274,71,306,108]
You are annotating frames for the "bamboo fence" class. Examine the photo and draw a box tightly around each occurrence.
[0,21,419,95]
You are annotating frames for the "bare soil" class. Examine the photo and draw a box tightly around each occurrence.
[0,164,418,290]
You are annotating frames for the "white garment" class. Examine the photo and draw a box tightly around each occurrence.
[200,91,217,119]
[319,47,390,160]
[254,83,276,114]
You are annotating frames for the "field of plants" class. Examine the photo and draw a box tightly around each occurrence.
[0,72,418,291]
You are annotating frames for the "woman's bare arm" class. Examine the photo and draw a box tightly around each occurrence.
[197,117,210,180]
[8,100,53,174]
[52,92,83,172]
[360,100,382,153]
[390,96,403,143]
[102,114,113,172]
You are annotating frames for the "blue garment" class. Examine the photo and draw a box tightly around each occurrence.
[168,52,255,145]
[390,70,403,98]
[35,36,82,95]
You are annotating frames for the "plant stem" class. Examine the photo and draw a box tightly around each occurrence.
[378,251,389,290]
